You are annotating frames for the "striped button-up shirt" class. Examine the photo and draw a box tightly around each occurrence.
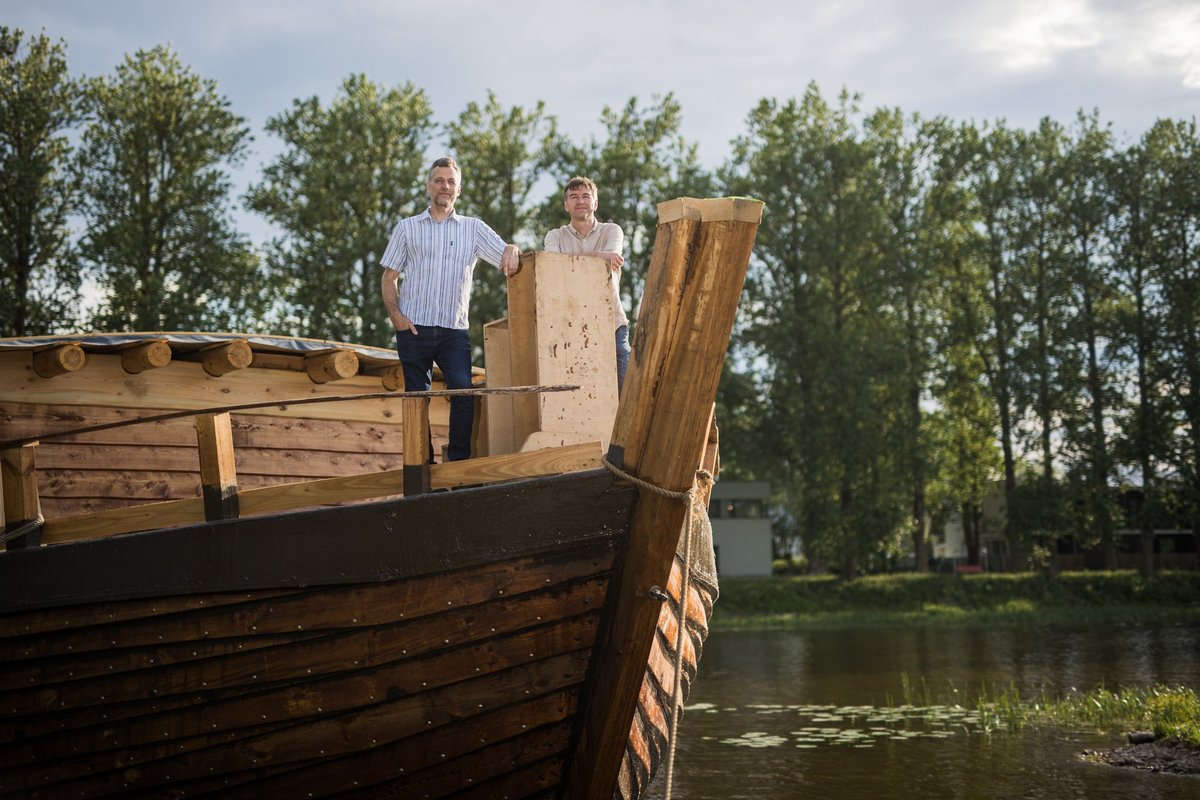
[380,209,508,329]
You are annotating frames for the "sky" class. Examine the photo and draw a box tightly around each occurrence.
[5,0,1200,240]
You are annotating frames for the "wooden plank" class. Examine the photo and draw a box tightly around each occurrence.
[183,696,575,799]
[196,412,239,521]
[508,252,541,447]
[33,442,404,477]
[36,442,606,544]
[3,402,431,452]
[2,443,41,548]
[483,317,516,456]
[0,470,635,610]
[0,539,613,643]
[567,196,762,799]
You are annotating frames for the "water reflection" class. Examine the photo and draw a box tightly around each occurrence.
[646,623,1200,800]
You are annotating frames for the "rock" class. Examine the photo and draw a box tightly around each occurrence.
[1128,731,1156,744]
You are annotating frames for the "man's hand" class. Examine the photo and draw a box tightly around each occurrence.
[596,250,624,273]
[501,244,521,277]
[390,310,417,335]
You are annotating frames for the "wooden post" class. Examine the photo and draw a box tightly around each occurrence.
[565,197,763,799]
[2,443,43,549]
[402,397,431,495]
[195,413,239,522]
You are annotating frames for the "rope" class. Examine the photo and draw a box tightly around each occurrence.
[2,515,44,544]
[601,456,712,800]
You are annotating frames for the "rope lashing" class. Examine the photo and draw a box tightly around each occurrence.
[601,456,713,800]
[2,515,44,544]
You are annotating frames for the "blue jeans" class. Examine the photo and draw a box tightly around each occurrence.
[616,325,631,395]
[395,326,474,461]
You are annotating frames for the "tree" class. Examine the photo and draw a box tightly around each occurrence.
[78,46,261,332]
[0,27,81,336]
[723,85,904,578]
[445,91,559,347]
[248,75,434,346]
[1140,118,1200,573]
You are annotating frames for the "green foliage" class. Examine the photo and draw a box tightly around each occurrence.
[247,75,434,345]
[0,27,81,335]
[78,46,262,332]
[713,571,1200,629]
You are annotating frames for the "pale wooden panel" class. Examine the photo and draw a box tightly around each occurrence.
[483,318,516,456]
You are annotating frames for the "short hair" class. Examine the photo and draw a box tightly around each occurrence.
[427,156,461,183]
[563,176,597,198]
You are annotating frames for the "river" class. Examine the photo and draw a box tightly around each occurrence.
[644,622,1200,799]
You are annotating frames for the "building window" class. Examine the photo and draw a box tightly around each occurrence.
[708,498,764,519]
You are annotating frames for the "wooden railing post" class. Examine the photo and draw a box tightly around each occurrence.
[566,197,763,799]
[402,397,431,495]
[195,413,239,522]
[2,443,43,549]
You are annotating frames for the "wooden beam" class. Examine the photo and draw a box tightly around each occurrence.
[38,442,605,545]
[119,340,172,374]
[402,397,431,495]
[304,349,359,384]
[566,196,763,799]
[196,413,239,522]
[2,443,42,548]
[200,340,253,377]
[31,343,85,378]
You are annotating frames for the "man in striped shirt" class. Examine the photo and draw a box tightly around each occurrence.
[380,157,520,461]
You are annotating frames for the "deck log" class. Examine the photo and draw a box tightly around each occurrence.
[200,340,253,376]
[304,348,359,383]
[566,196,762,799]
[119,340,172,374]
[31,343,85,378]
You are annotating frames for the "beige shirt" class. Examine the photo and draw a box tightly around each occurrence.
[543,220,628,328]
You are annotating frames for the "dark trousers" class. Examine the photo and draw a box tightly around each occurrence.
[616,324,631,395]
[395,326,474,461]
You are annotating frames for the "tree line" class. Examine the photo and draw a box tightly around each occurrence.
[4,30,1198,576]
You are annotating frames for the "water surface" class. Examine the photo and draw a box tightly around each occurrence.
[645,623,1200,799]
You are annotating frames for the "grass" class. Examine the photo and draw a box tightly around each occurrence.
[971,683,1200,747]
[711,570,1200,631]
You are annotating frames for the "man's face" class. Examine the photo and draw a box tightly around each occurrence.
[427,166,462,210]
[564,186,598,222]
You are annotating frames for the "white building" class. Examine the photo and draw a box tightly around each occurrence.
[707,480,773,576]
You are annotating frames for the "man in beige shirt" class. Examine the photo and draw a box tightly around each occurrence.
[543,176,631,393]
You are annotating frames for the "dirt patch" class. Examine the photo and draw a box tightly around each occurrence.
[1083,740,1200,776]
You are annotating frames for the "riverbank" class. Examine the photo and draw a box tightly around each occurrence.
[711,570,1200,630]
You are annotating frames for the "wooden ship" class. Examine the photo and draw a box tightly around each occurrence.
[0,197,763,799]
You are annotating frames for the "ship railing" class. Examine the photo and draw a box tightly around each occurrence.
[1,384,591,550]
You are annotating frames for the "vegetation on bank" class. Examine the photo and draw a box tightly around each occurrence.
[711,570,1200,630]
[974,684,1200,748]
